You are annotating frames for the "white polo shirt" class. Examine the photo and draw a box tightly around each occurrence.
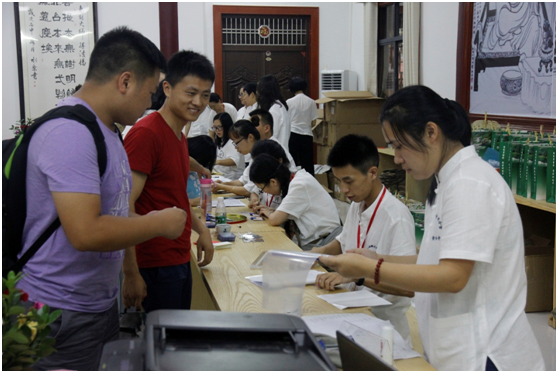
[276,169,339,246]
[237,102,258,120]
[287,93,318,137]
[415,145,544,371]
[238,161,256,193]
[214,139,245,180]
[269,101,291,150]
[336,186,416,344]
[188,106,212,137]
[269,135,297,173]
[222,102,238,122]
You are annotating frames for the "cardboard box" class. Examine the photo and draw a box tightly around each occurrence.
[314,171,329,189]
[315,91,384,124]
[316,144,332,165]
[312,118,328,145]
[327,122,387,148]
[525,246,554,312]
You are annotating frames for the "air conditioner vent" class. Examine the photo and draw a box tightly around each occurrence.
[320,70,357,92]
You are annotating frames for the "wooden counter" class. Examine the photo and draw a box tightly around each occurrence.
[190,196,435,371]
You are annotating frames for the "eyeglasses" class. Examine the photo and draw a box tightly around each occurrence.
[238,91,246,98]
[232,137,246,148]
[258,182,269,195]
[212,125,223,131]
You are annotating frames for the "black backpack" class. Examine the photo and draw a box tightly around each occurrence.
[2,104,117,277]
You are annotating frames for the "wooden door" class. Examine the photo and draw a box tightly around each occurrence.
[216,11,315,108]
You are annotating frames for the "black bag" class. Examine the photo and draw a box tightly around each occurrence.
[2,104,111,277]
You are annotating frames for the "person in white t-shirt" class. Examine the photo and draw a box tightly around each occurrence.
[212,112,244,180]
[256,75,290,149]
[209,92,238,122]
[187,105,212,138]
[250,154,340,249]
[236,82,258,121]
[319,86,545,371]
[286,77,318,175]
[311,134,416,346]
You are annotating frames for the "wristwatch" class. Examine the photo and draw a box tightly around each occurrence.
[355,278,365,286]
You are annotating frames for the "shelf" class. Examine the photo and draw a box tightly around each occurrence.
[514,195,556,214]
[378,148,395,156]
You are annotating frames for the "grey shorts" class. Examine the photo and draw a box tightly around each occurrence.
[30,300,119,371]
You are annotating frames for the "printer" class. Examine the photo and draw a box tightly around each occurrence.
[99,310,335,371]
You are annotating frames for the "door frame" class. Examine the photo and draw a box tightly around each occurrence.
[213,5,319,100]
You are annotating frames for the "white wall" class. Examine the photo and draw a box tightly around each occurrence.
[420,2,460,99]
[2,2,461,139]
[3,2,21,139]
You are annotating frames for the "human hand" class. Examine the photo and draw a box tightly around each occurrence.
[122,271,147,309]
[346,248,379,260]
[315,272,352,291]
[258,207,273,218]
[196,230,214,267]
[213,183,224,193]
[156,207,187,239]
[318,253,373,279]
[200,167,212,179]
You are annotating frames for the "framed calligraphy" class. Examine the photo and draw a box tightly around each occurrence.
[456,2,556,131]
[14,2,98,120]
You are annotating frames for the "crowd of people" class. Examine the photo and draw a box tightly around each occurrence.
[12,26,545,371]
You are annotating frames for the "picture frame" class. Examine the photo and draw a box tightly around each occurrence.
[456,2,556,131]
[14,2,98,121]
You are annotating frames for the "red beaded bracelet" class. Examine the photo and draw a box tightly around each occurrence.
[374,258,384,284]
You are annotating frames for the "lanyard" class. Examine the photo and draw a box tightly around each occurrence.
[266,194,274,207]
[357,186,387,249]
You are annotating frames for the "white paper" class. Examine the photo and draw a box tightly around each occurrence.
[211,199,247,207]
[318,290,392,308]
[246,270,323,287]
[302,313,421,360]
[212,175,231,183]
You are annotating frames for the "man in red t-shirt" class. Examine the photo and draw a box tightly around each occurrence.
[123,51,215,312]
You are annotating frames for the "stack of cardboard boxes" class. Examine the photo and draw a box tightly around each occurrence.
[312,91,386,203]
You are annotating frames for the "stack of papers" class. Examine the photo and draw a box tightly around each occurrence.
[246,270,324,287]
[317,290,391,309]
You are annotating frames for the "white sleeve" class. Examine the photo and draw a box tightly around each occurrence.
[276,179,310,219]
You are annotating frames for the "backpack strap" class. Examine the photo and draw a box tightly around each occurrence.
[5,104,107,270]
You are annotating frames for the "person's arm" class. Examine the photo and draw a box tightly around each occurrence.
[215,158,236,167]
[248,192,260,209]
[318,254,475,294]
[122,246,146,309]
[346,248,418,264]
[310,239,343,255]
[259,207,288,226]
[190,205,214,267]
[214,182,250,197]
[189,156,211,179]
[52,191,186,252]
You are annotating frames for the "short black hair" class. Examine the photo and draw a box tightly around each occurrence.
[327,134,379,174]
[228,119,260,141]
[166,50,215,87]
[86,26,166,84]
[250,139,289,168]
[288,76,307,93]
[187,135,217,171]
[242,82,257,95]
[209,92,221,103]
[249,109,274,134]
[249,153,291,198]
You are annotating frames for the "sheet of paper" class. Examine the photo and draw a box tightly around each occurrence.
[302,313,421,360]
[211,198,247,207]
[318,290,392,308]
[246,270,323,287]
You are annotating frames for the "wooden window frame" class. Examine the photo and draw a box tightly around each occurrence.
[455,2,555,131]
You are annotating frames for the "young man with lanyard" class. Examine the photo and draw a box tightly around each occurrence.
[123,50,215,313]
[311,134,416,345]
[247,109,298,210]
[16,27,187,371]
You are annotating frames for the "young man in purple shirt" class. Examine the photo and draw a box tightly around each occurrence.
[16,27,187,371]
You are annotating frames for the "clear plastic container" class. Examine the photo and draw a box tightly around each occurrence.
[215,197,227,225]
[199,178,214,217]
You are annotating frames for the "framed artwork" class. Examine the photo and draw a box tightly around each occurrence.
[456,2,556,131]
[14,2,98,120]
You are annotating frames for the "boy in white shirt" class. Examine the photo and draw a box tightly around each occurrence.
[209,92,238,122]
[286,77,318,175]
[311,134,416,345]
[236,82,258,120]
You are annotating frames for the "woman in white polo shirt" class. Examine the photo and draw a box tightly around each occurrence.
[250,153,340,250]
[319,85,545,371]
[256,75,290,150]
[213,112,245,180]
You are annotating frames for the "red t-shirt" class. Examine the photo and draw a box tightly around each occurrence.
[124,112,192,268]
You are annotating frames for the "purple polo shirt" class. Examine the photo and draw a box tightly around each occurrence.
[16,97,132,313]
